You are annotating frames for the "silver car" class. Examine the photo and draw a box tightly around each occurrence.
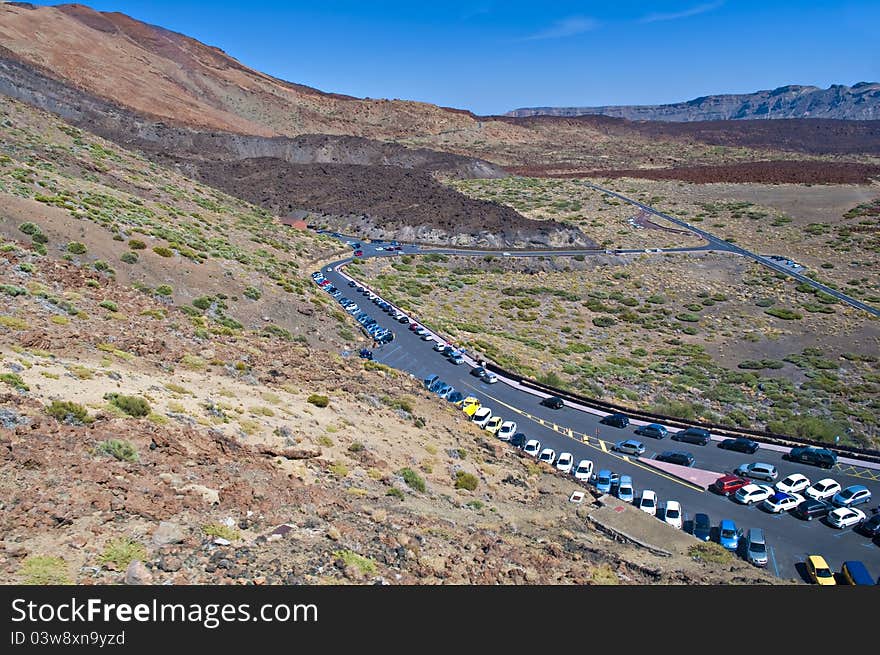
[745,528,768,568]
[735,462,778,481]
[613,440,646,456]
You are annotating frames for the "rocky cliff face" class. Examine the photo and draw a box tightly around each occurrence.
[508,83,880,121]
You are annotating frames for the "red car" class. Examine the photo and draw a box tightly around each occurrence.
[354,250,363,257]
[711,474,752,496]
[408,322,420,331]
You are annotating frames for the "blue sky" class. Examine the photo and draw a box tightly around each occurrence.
[39,1,879,114]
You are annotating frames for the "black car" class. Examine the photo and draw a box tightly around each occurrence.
[792,498,833,521]
[655,451,695,467]
[541,396,564,409]
[692,513,712,542]
[600,413,629,428]
[672,427,711,446]
[470,366,487,378]
[857,512,880,537]
[718,437,759,454]
[510,433,528,449]
[786,446,837,469]
[397,316,410,323]
[347,281,356,287]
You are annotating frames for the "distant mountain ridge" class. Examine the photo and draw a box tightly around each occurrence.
[507,83,880,121]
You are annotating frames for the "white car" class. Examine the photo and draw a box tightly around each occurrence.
[762,492,804,513]
[523,439,541,457]
[804,478,841,501]
[573,459,594,481]
[472,407,493,428]
[638,490,657,516]
[733,484,775,505]
[496,421,517,442]
[555,452,574,474]
[433,342,447,352]
[827,507,866,529]
[663,501,683,529]
[538,448,556,465]
[775,473,811,495]
[481,372,498,384]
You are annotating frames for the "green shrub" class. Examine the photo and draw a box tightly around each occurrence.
[688,542,733,565]
[765,308,803,320]
[153,246,173,257]
[202,523,240,541]
[99,537,147,570]
[99,300,118,312]
[592,316,616,327]
[20,556,71,585]
[243,286,262,300]
[0,372,29,391]
[18,263,34,273]
[154,285,173,297]
[454,471,479,491]
[386,487,405,500]
[307,393,329,407]
[1,284,28,296]
[120,251,138,264]
[192,296,213,310]
[333,550,376,575]
[46,400,89,424]
[128,239,146,250]
[19,222,41,236]
[97,439,139,462]
[105,393,151,417]
[31,232,48,245]
[398,467,426,492]
[94,260,111,272]
[348,442,365,453]
[755,298,775,307]
[66,242,87,255]
[675,312,700,322]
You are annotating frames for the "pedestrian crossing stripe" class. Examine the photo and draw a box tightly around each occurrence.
[836,464,880,481]
[599,440,608,453]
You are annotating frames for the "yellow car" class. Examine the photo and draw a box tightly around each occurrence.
[806,555,836,585]
[456,395,479,409]
[461,399,481,417]
[484,416,504,435]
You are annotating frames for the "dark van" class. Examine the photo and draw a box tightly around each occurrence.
[672,427,711,446]
[793,498,833,521]
[840,560,874,586]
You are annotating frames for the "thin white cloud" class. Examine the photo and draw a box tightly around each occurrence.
[640,1,724,24]
[520,16,599,41]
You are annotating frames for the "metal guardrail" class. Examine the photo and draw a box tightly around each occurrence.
[480,361,880,464]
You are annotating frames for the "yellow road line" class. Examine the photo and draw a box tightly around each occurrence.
[465,383,704,492]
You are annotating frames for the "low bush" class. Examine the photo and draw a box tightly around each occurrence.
[592,316,616,327]
[66,242,87,255]
[128,239,146,250]
[120,251,138,264]
[20,556,71,585]
[96,439,139,462]
[765,307,803,320]
[454,471,479,491]
[99,538,147,570]
[398,467,426,492]
[152,246,173,257]
[99,300,118,312]
[202,523,240,541]
[307,393,329,407]
[243,286,262,300]
[105,393,151,417]
[0,372,29,391]
[46,400,89,424]
[154,285,173,297]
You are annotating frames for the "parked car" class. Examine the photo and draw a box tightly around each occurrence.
[612,440,646,456]
[555,452,574,474]
[718,519,741,551]
[446,391,464,405]
[481,372,498,384]
[775,473,811,495]
[595,469,615,494]
[672,427,711,446]
[635,423,666,439]
[762,492,804,514]
[423,374,439,390]
[787,446,837,469]
[655,451,695,467]
[711,474,751,497]
[734,462,778,481]
[638,490,658,516]
[616,475,634,503]
[601,413,629,428]
[434,342,447,352]
[832,485,872,508]
[470,366,486,377]
[733,483,775,505]
[457,395,479,409]
[663,501,683,529]
[471,407,493,428]
[692,513,712,542]
[540,396,564,409]
[856,512,880,538]
[793,498,833,522]
[745,528,768,568]
[840,560,874,586]
[804,478,841,501]
[538,448,557,466]
[827,507,866,529]
[523,439,541,457]
[717,437,758,454]
[510,433,528,450]
[484,416,504,435]
[497,421,517,441]
[448,354,465,365]
[573,459,594,481]
[806,555,836,585]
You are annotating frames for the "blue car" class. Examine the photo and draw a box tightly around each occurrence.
[595,469,614,494]
[832,485,872,508]
[718,519,741,551]
[447,391,464,404]
[424,374,439,390]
